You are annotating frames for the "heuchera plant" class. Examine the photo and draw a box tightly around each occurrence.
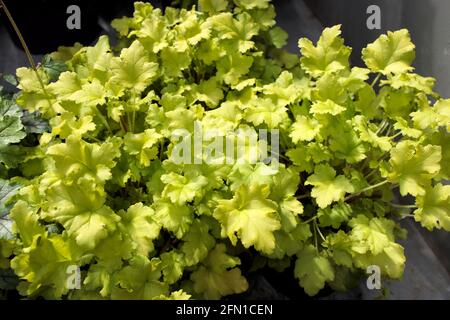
[0,0,449,299]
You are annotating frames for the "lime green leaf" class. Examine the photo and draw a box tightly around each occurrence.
[44,183,120,249]
[160,251,184,285]
[181,219,216,266]
[217,53,253,85]
[111,40,158,93]
[381,73,435,95]
[290,115,321,143]
[324,231,354,268]
[47,71,82,101]
[318,202,352,229]
[199,0,229,13]
[299,25,351,77]
[353,115,391,152]
[353,242,405,279]
[387,141,441,196]
[161,46,191,78]
[393,117,422,139]
[10,200,45,246]
[112,255,169,300]
[362,29,415,75]
[208,12,258,52]
[269,223,311,259]
[124,129,162,167]
[16,68,48,93]
[412,99,450,132]
[244,97,288,128]
[228,163,278,192]
[262,71,307,106]
[310,99,346,116]
[153,200,194,239]
[294,245,334,296]
[47,136,121,184]
[268,26,288,49]
[286,146,314,173]
[269,167,304,232]
[191,244,248,299]
[161,172,208,205]
[193,77,224,108]
[119,203,160,255]
[69,80,106,107]
[50,113,96,139]
[348,215,395,255]
[11,234,79,298]
[234,0,270,9]
[329,128,367,163]
[84,261,118,297]
[157,290,191,300]
[214,184,281,254]
[414,183,450,231]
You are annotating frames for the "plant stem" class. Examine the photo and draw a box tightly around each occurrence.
[267,147,290,162]
[159,140,165,160]
[302,216,318,225]
[390,183,399,190]
[388,203,417,209]
[390,131,402,141]
[131,93,138,132]
[345,180,389,201]
[364,155,389,183]
[315,222,326,242]
[126,112,132,132]
[360,157,370,172]
[385,124,393,137]
[376,119,388,135]
[296,193,310,200]
[120,116,128,132]
[364,168,378,181]
[313,220,319,253]
[94,107,112,134]
[86,134,101,143]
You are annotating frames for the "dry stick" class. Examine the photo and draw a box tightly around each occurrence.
[0,0,50,100]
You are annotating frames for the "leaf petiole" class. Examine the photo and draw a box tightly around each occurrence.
[345,180,389,201]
